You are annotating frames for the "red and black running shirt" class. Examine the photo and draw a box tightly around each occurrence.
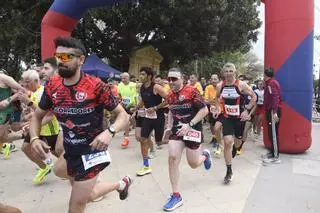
[39,73,118,156]
[220,80,245,119]
[167,85,206,137]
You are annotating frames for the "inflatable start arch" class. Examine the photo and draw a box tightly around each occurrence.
[41,0,314,153]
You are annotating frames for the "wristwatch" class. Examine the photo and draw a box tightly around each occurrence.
[188,121,195,128]
[107,126,116,137]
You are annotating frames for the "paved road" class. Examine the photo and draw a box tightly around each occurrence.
[1,123,319,213]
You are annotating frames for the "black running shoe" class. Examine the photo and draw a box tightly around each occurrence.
[118,176,132,200]
[224,171,233,184]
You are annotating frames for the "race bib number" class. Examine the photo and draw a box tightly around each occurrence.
[257,98,264,105]
[137,109,146,117]
[145,111,157,119]
[183,129,202,143]
[225,105,240,116]
[122,98,131,106]
[81,151,111,171]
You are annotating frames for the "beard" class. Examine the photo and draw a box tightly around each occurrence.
[58,65,77,78]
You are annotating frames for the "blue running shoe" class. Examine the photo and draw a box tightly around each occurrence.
[203,149,212,170]
[163,194,183,212]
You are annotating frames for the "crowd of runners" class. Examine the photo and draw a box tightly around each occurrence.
[0,37,282,213]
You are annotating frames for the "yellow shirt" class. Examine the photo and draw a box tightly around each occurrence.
[204,85,217,104]
[163,84,171,93]
[191,82,204,96]
[30,86,60,136]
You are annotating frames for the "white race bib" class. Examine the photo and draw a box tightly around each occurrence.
[257,98,264,105]
[81,151,111,170]
[183,129,202,143]
[145,111,157,119]
[225,105,240,116]
[137,109,146,117]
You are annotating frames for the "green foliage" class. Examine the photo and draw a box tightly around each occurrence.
[0,0,261,79]
[0,0,52,79]
[74,0,262,71]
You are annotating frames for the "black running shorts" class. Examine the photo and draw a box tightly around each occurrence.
[222,117,245,139]
[141,115,165,142]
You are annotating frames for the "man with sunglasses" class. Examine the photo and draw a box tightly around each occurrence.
[29,37,132,213]
[163,68,212,211]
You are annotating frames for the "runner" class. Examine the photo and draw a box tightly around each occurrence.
[19,69,60,184]
[163,68,212,211]
[212,63,256,184]
[254,80,264,136]
[134,67,167,176]
[29,37,132,213]
[0,72,25,159]
[204,74,223,156]
[117,72,137,148]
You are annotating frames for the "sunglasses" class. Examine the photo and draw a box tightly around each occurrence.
[55,53,81,62]
[167,77,179,82]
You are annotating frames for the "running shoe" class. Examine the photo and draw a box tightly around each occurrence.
[121,138,129,148]
[263,157,281,164]
[118,176,132,200]
[2,143,11,160]
[224,171,233,184]
[33,164,52,184]
[136,167,152,176]
[202,149,212,170]
[163,194,183,212]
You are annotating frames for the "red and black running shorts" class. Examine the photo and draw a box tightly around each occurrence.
[256,105,264,116]
[64,154,110,181]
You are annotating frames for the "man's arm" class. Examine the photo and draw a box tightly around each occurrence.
[240,81,257,111]
[270,81,281,111]
[190,106,209,125]
[109,104,129,133]
[153,84,168,110]
[1,74,24,91]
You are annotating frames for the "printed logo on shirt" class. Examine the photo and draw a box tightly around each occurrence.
[75,91,87,102]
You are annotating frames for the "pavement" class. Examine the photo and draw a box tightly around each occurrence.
[0,123,319,213]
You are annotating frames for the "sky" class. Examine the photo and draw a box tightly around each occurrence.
[252,2,320,79]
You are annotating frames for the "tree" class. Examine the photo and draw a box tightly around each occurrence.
[0,0,52,79]
[0,0,261,78]
[74,0,262,71]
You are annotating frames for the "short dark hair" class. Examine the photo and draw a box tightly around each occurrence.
[54,36,87,56]
[140,67,154,79]
[264,67,274,77]
[155,75,161,79]
[43,57,58,69]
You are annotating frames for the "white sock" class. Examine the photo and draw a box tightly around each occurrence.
[118,180,126,191]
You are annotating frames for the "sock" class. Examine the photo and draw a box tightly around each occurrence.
[143,157,149,167]
[202,151,208,160]
[227,164,232,173]
[118,179,127,191]
[173,192,180,197]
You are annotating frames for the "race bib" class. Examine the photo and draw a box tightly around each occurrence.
[145,111,157,119]
[81,151,111,171]
[257,98,264,105]
[137,109,146,117]
[225,105,240,116]
[183,129,202,143]
[122,98,131,106]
